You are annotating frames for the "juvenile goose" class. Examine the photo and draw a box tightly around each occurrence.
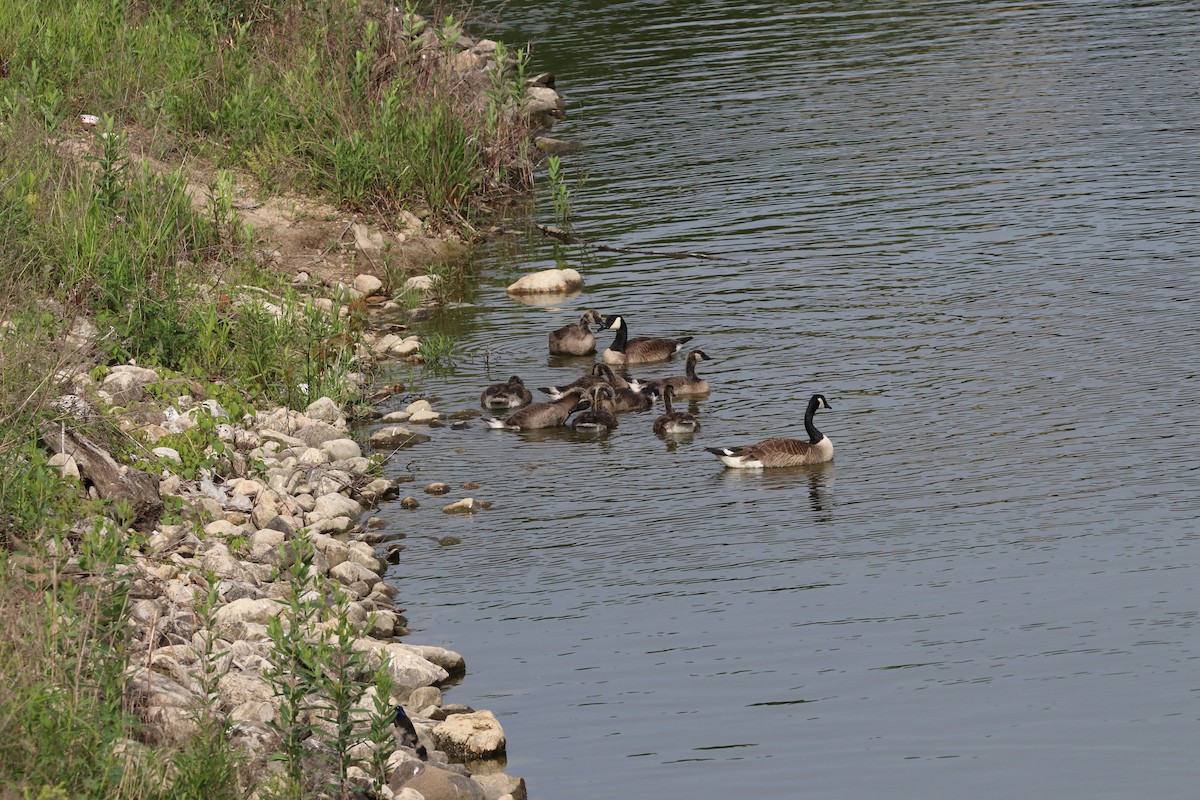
[479,375,533,409]
[599,315,693,366]
[653,386,701,435]
[484,387,591,430]
[539,363,629,400]
[571,384,619,432]
[548,308,604,356]
[706,394,834,468]
[609,383,658,413]
[630,349,712,396]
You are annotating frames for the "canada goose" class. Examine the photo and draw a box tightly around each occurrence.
[479,375,533,409]
[548,308,604,355]
[598,315,693,366]
[653,386,701,435]
[608,383,658,413]
[572,384,619,432]
[539,362,629,400]
[484,387,591,430]
[392,705,428,761]
[706,394,833,468]
[630,350,712,396]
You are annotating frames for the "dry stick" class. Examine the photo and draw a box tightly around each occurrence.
[536,223,743,262]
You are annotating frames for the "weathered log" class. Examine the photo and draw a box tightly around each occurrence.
[40,422,162,531]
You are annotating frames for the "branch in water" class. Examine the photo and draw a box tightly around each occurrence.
[536,224,739,262]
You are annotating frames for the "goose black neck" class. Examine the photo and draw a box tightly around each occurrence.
[610,320,628,352]
[685,357,699,380]
[662,388,675,414]
[804,396,824,444]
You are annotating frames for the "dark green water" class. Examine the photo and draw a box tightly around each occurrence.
[376,2,1200,797]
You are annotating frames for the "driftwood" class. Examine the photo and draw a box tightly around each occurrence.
[41,422,162,531]
[536,223,741,262]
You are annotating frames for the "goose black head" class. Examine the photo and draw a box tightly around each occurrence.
[599,314,625,332]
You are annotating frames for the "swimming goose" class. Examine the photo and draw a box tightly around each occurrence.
[706,394,833,468]
[539,363,629,400]
[630,350,712,396]
[485,387,591,430]
[608,383,658,413]
[549,308,604,355]
[572,384,619,432]
[598,315,693,366]
[480,375,533,409]
[652,386,701,435]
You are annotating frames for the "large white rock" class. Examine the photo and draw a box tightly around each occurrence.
[306,396,344,424]
[310,492,363,523]
[431,710,507,760]
[352,640,449,695]
[353,273,385,297]
[321,438,362,461]
[505,267,582,295]
[369,426,431,448]
[213,597,286,630]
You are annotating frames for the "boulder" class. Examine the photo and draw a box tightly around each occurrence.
[353,273,385,297]
[213,597,286,630]
[370,426,431,448]
[505,267,582,295]
[310,492,363,523]
[431,710,506,761]
[352,639,449,695]
[305,396,344,424]
[321,438,362,461]
[389,761,485,800]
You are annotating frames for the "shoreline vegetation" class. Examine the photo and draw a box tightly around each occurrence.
[1,1,563,798]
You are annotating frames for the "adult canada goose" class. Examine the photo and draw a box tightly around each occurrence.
[608,383,658,413]
[598,315,693,366]
[484,387,591,430]
[479,375,533,409]
[630,350,712,396]
[652,385,701,435]
[392,705,428,761]
[548,308,604,356]
[539,363,629,400]
[572,384,619,432]
[706,394,834,468]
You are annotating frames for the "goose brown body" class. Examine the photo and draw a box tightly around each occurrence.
[706,394,834,468]
[631,350,712,396]
[571,384,619,432]
[599,315,693,366]
[548,309,603,356]
[539,363,628,400]
[652,386,700,435]
[608,384,658,413]
[484,387,590,430]
[480,375,533,409]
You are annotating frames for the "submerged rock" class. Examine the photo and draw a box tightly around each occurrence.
[505,267,583,295]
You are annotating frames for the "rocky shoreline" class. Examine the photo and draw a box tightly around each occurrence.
[18,19,570,796]
[41,270,527,800]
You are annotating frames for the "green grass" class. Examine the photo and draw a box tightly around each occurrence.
[0,0,535,222]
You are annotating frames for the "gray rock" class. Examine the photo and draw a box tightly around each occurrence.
[213,597,286,630]
[310,492,363,523]
[330,561,379,587]
[353,273,385,297]
[390,761,485,800]
[369,425,431,448]
[305,396,344,424]
[474,772,527,800]
[431,710,506,760]
[321,438,362,461]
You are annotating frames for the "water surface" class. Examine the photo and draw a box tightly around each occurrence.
[375,2,1200,797]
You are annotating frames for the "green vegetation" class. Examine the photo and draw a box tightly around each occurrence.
[0,0,547,795]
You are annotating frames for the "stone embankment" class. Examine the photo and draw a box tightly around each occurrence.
[46,301,522,798]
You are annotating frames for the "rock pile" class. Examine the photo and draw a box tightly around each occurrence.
[46,375,521,800]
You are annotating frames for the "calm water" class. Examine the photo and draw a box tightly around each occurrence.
[374,2,1200,797]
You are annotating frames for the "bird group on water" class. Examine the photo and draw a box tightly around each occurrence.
[480,310,834,468]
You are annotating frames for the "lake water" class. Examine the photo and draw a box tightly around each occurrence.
[374,2,1200,797]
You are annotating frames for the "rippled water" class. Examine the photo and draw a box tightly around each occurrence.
[373,2,1200,797]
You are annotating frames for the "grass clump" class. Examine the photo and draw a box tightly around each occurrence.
[0,0,539,223]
